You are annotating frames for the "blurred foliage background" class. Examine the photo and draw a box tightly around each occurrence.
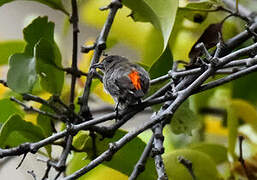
[0,0,257,179]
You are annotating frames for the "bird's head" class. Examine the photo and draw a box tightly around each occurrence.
[92,55,128,71]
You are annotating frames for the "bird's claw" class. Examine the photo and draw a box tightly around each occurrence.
[114,104,121,121]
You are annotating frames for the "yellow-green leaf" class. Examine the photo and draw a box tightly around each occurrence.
[123,0,179,51]
[190,143,228,164]
[164,149,219,180]
[231,99,257,132]
[0,40,25,65]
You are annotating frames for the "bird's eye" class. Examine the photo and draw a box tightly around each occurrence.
[106,58,113,63]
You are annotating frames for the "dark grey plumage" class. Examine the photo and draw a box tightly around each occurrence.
[93,55,150,109]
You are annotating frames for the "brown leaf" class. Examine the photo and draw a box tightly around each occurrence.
[189,23,223,60]
[232,154,257,179]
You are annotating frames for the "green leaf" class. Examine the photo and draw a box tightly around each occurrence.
[0,40,25,65]
[0,0,68,15]
[147,47,173,110]
[147,47,173,96]
[35,38,64,94]
[208,88,231,108]
[232,72,257,104]
[72,131,90,151]
[0,99,24,124]
[0,114,45,148]
[67,153,128,180]
[164,149,219,180]
[37,104,55,137]
[136,62,149,71]
[190,143,228,164]
[7,17,64,94]
[123,0,179,50]
[23,16,55,56]
[171,100,199,135]
[190,89,216,114]
[7,53,37,93]
[148,47,173,79]
[66,152,89,180]
[71,129,156,179]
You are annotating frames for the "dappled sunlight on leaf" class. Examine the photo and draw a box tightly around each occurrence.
[0,84,8,99]
[24,114,37,125]
[22,92,51,125]
[205,115,228,136]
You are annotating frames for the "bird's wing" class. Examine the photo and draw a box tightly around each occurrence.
[137,67,150,94]
[115,75,134,91]
[114,71,145,98]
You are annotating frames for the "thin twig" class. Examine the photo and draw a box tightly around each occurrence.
[54,171,62,180]
[42,163,51,180]
[16,153,27,169]
[69,0,79,108]
[129,135,154,180]
[52,96,85,125]
[198,63,257,93]
[27,170,37,180]
[0,79,7,87]
[22,94,62,114]
[178,156,196,180]
[61,67,88,77]
[10,97,61,120]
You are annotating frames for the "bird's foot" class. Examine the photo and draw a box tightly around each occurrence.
[114,103,122,121]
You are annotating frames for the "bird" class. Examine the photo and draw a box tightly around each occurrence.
[92,55,150,116]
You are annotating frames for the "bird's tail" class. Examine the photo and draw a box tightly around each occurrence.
[133,90,144,98]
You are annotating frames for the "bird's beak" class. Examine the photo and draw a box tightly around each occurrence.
[91,62,104,70]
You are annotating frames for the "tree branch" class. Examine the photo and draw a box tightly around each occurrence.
[79,0,122,119]
[129,135,154,180]
[69,0,79,108]
[152,123,168,180]
[53,0,80,173]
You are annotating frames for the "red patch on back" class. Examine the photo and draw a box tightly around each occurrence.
[128,70,141,90]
